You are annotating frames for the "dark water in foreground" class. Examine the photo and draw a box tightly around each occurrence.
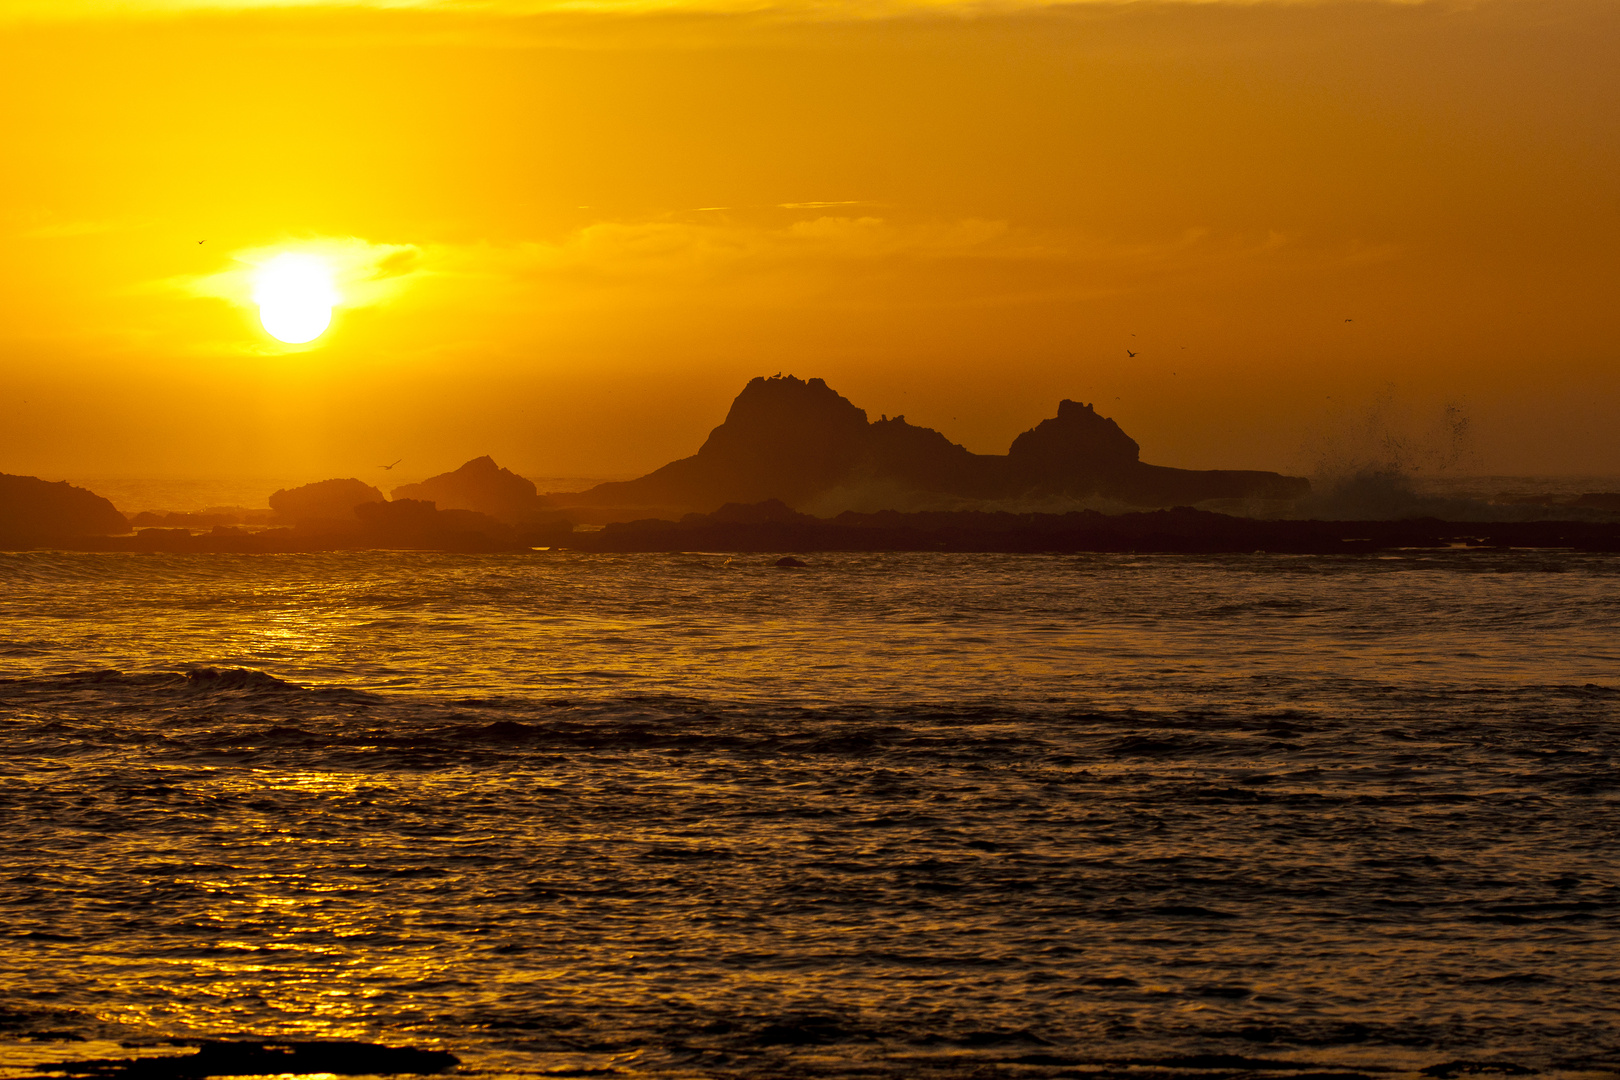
[1,551,1616,1079]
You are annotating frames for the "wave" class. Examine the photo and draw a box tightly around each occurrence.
[0,666,298,693]
[0,667,381,710]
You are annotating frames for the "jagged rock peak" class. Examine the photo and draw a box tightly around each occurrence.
[391,456,539,522]
[1008,398,1141,469]
[704,375,870,452]
[437,455,534,494]
[563,375,1308,514]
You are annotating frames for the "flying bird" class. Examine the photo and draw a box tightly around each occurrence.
[197,240,205,244]
[1126,349,1137,358]
[1345,318,1353,322]
[379,458,402,470]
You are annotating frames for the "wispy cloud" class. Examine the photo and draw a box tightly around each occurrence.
[1,0,1459,24]
[124,215,1400,359]
[306,216,1396,312]
[153,218,1400,346]
[173,236,426,312]
[491,216,1038,283]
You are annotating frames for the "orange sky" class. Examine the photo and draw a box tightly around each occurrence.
[1,0,1616,486]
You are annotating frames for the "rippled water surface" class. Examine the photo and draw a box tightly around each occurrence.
[1,551,1617,1078]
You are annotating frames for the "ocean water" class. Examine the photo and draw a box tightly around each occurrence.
[0,550,1617,1079]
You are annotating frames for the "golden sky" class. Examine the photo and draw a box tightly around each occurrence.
[1,0,1615,484]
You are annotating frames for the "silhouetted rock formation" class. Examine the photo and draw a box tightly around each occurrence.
[1007,399,1305,503]
[557,375,1307,517]
[391,456,541,522]
[0,473,127,539]
[1008,398,1140,474]
[575,377,890,511]
[268,478,385,525]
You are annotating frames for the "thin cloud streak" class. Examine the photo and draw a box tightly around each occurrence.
[172,237,426,313]
[0,0,1464,23]
[122,217,1398,361]
[159,217,1398,320]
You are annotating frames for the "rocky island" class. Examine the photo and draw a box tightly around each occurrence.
[0,473,128,543]
[5,375,1620,555]
[546,375,1308,519]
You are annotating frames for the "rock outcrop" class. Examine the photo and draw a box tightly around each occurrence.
[0,474,128,540]
[1006,398,1308,504]
[268,478,385,525]
[555,375,1307,516]
[391,455,541,522]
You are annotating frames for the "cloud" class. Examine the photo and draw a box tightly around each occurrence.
[153,217,1399,353]
[173,236,426,313]
[0,0,1464,24]
[487,216,1036,283]
[508,215,1383,276]
[403,214,1399,314]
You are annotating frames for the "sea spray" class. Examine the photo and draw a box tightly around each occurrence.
[1292,389,1483,519]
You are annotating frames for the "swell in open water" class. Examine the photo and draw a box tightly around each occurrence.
[1,551,1616,1078]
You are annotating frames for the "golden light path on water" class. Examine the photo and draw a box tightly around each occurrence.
[1,552,1618,1078]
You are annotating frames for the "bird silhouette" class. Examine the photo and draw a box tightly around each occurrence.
[197,240,205,245]
[1126,349,1137,358]
[1345,318,1353,322]
[379,458,402,470]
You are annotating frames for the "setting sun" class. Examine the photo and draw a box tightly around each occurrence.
[253,253,338,344]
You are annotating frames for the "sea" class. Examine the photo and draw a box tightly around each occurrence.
[1,547,1617,1079]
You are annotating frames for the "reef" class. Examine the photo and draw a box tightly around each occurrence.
[16,497,1620,554]
[556,501,1620,554]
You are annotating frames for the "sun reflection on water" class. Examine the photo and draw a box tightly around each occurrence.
[2,553,1617,1075]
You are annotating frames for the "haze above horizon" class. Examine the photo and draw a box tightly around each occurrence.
[2,0,1615,481]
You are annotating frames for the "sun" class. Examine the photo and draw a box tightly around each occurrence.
[253,253,339,344]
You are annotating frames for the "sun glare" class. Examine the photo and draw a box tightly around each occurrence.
[253,253,338,344]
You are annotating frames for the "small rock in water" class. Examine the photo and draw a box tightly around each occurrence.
[774,556,808,568]
[37,1039,460,1077]
[1422,1062,1537,1078]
